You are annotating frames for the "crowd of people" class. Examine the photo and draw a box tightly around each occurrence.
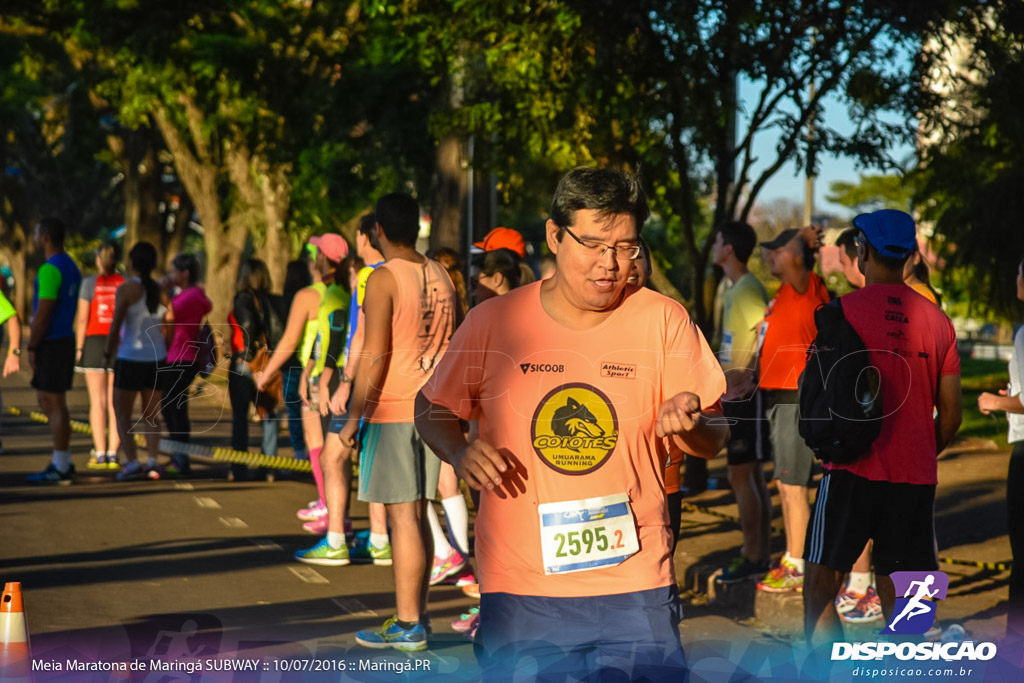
[2,166,1022,680]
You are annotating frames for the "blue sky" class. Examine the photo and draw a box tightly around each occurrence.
[737,78,917,219]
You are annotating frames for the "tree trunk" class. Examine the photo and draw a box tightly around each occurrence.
[428,135,466,253]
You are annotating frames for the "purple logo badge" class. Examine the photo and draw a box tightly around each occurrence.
[880,571,949,634]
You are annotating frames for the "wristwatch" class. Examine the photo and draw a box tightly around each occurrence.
[9,348,20,356]
[340,374,354,383]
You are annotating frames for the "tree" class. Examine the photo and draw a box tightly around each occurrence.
[826,173,914,214]
[396,0,950,330]
[915,1,1024,318]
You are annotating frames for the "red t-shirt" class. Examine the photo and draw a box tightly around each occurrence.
[828,284,959,485]
[758,272,830,390]
[83,273,125,337]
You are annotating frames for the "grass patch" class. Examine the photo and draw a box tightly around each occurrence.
[958,355,1010,447]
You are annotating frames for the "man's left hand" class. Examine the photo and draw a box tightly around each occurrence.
[656,391,703,437]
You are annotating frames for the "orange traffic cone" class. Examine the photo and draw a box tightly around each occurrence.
[0,582,31,682]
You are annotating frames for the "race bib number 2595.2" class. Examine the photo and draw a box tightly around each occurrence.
[538,493,640,575]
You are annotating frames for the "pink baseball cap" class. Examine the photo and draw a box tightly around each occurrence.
[308,234,350,262]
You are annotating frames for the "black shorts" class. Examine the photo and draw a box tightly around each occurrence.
[31,337,76,393]
[723,391,772,466]
[804,469,938,576]
[76,335,113,372]
[114,359,165,393]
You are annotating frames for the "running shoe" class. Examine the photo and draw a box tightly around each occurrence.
[841,587,883,623]
[756,558,804,593]
[453,567,477,587]
[295,537,351,566]
[116,461,146,481]
[355,616,427,652]
[349,535,393,566]
[106,454,121,471]
[717,557,771,584]
[27,463,76,486]
[297,501,327,522]
[429,548,467,586]
[451,607,480,633]
[461,583,481,600]
[302,515,329,535]
[835,588,865,615]
[87,450,106,470]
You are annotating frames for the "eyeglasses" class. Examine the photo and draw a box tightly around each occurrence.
[560,225,642,260]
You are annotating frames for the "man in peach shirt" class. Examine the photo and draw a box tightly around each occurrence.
[416,168,728,680]
[336,193,459,652]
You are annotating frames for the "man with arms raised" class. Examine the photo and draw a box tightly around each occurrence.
[416,168,727,679]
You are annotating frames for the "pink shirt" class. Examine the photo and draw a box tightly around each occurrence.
[828,284,959,485]
[167,286,212,363]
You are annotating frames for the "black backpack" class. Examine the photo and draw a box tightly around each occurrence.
[797,298,883,464]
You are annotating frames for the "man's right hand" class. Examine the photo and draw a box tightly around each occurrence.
[452,439,508,491]
[330,383,351,416]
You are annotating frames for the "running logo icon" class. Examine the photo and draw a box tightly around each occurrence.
[880,571,949,634]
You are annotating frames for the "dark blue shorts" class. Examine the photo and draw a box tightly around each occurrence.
[476,585,686,682]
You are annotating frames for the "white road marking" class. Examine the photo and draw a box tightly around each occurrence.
[193,496,221,509]
[290,566,329,584]
[173,482,194,491]
[219,517,248,528]
[332,597,378,617]
[249,538,283,551]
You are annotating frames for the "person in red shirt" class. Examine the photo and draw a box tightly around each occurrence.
[754,226,830,594]
[75,242,125,469]
[415,168,728,680]
[803,209,962,646]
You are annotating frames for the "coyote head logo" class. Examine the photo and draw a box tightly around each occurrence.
[552,397,605,439]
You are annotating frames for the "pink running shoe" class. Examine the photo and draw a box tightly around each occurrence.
[297,501,326,522]
[429,548,467,586]
[453,567,477,587]
[303,515,329,535]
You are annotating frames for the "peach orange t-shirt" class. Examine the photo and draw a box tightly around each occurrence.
[365,257,457,423]
[757,271,830,391]
[420,282,726,598]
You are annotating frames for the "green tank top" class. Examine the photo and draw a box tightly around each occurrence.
[298,281,347,377]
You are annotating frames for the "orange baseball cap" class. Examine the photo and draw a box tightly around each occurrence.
[474,227,525,257]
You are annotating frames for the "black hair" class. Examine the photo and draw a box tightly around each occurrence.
[835,228,859,261]
[910,252,942,306]
[128,242,161,314]
[36,217,66,247]
[550,168,649,239]
[717,221,757,264]
[358,212,382,253]
[865,240,910,273]
[474,248,521,290]
[172,253,200,286]
[236,258,272,295]
[283,259,312,305]
[375,193,420,247]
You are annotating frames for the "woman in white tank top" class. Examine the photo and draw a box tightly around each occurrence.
[104,242,168,480]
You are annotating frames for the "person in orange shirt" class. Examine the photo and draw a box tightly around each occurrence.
[415,168,728,681]
[754,226,830,594]
[334,193,459,652]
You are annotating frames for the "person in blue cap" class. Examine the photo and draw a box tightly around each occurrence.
[802,209,963,646]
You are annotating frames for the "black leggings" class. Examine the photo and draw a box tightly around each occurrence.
[161,361,201,444]
[1008,442,1024,636]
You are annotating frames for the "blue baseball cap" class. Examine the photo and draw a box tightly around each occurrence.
[852,209,917,259]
